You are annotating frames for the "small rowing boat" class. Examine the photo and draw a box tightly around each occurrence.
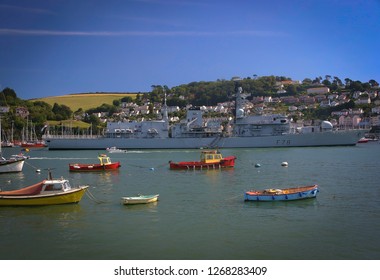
[244,185,319,201]
[121,194,159,205]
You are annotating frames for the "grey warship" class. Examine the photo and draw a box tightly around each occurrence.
[44,87,367,150]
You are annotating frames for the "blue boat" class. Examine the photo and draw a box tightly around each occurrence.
[244,185,319,201]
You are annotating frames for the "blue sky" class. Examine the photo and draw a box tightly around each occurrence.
[1,0,379,99]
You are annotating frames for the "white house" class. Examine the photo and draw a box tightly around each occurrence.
[307,87,330,94]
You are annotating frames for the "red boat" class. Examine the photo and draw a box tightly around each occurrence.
[69,154,121,172]
[169,150,236,170]
[21,141,47,148]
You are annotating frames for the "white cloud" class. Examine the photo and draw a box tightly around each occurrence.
[0,28,287,37]
[0,4,54,15]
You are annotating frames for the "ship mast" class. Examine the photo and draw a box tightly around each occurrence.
[232,78,244,122]
[162,90,169,130]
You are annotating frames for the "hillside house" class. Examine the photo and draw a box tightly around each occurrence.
[264,96,272,103]
[349,108,364,115]
[16,107,29,118]
[352,115,362,127]
[307,87,330,94]
[368,90,378,99]
[167,106,180,113]
[299,95,315,104]
[315,95,327,102]
[371,115,380,126]
[280,96,299,104]
[371,106,380,114]
[251,96,264,104]
[328,94,338,100]
[353,91,363,99]
[331,109,349,117]
[339,115,353,127]
[355,95,371,105]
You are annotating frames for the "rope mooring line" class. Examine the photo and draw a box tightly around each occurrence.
[85,188,107,204]
[24,161,42,172]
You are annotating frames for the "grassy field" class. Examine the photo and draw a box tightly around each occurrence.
[32,93,137,111]
[46,120,92,128]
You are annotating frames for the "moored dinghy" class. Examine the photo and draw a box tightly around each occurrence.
[244,185,319,201]
[121,194,159,205]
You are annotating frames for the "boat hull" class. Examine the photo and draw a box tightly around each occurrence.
[0,159,25,173]
[45,129,367,150]
[69,162,121,171]
[244,185,319,201]
[121,194,159,205]
[21,143,47,148]
[0,187,88,206]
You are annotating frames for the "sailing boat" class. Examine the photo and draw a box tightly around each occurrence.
[21,118,47,148]
[0,117,26,173]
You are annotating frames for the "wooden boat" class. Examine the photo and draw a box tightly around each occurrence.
[169,150,236,170]
[121,194,159,205]
[106,146,127,153]
[69,154,121,171]
[0,172,88,206]
[244,185,319,201]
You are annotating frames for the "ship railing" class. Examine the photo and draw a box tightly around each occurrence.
[43,134,101,139]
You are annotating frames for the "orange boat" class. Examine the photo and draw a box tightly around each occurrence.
[69,154,121,172]
[169,150,236,170]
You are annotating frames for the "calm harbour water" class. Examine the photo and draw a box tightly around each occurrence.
[0,143,379,260]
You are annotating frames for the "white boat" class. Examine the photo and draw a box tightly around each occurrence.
[43,88,368,150]
[106,146,127,153]
[0,118,26,173]
[0,156,25,173]
[121,194,159,205]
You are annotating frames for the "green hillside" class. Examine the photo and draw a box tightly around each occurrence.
[33,93,137,111]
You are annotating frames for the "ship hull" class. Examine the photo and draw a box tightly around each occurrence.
[45,129,367,150]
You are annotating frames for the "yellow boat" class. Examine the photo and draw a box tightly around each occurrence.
[0,174,88,206]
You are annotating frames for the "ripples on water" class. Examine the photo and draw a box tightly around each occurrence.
[1,143,379,260]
